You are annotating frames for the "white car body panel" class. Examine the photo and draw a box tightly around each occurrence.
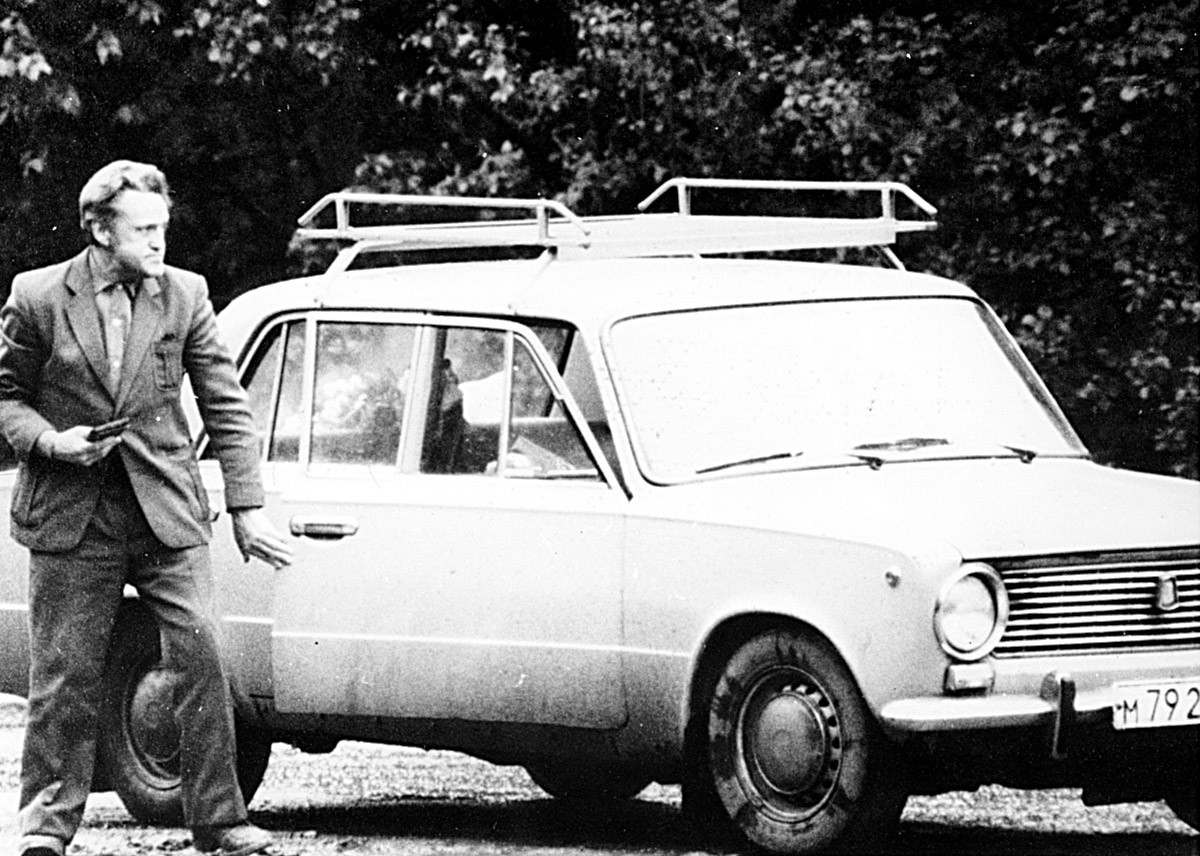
[269,467,628,727]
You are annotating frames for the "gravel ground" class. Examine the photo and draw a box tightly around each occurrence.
[1,700,1195,855]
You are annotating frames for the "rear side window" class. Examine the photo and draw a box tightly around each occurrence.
[238,319,306,463]
[269,322,306,462]
[310,322,416,464]
[226,317,418,466]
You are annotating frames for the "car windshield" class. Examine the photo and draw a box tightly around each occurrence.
[607,297,1086,483]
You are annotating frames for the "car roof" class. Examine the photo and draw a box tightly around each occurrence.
[218,256,977,350]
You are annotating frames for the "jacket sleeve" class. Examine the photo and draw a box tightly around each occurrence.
[179,273,266,510]
[0,275,56,458]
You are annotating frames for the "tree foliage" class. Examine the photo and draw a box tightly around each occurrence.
[1,0,1195,476]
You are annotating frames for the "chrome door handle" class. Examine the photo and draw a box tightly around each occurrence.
[289,515,359,540]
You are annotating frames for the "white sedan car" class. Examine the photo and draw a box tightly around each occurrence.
[1,179,1196,855]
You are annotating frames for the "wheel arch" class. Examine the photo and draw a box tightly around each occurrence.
[684,611,867,749]
[92,593,272,821]
[106,594,262,721]
[680,611,909,853]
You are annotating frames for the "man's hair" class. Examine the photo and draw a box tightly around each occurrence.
[78,160,172,242]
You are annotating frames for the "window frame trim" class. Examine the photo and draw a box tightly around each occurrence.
[218,309,621,489]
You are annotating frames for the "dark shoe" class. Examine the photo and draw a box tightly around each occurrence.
[21,849,61,856]
[192,823,272,855]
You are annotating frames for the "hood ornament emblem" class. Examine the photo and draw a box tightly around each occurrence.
[1153,573,1180,613]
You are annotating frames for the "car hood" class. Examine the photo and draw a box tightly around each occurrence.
[651,457,1200,560]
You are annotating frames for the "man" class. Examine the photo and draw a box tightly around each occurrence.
[0,160,294,856]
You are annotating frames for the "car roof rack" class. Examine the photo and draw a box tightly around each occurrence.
[295,177,937,274]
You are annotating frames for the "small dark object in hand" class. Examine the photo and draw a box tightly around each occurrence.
[87,417,130,441]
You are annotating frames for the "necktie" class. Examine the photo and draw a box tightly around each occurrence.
[104,281,134,391]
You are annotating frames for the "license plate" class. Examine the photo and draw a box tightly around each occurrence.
[1112,678,1200,730]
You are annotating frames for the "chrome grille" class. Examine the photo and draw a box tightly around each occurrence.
[991,548,1200,658]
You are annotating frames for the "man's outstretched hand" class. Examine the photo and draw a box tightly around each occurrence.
[231,507,294,568]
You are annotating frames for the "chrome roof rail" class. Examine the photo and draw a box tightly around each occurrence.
[637,177,937,222]
[295,178,937,273]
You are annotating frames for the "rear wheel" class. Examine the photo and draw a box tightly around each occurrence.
[526,763,651,801]
[95,606,271,825]
[683,626,908,854]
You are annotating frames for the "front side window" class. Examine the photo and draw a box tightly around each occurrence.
[422,325,601,480]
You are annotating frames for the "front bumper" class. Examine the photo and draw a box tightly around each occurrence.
[881,649,1200,734]
[880,671,1096,759]
[880,670,1110,732]
[881,672,1198,799]
[880,654,1200,764]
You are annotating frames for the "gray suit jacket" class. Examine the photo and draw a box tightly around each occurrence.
[0,249,264,552]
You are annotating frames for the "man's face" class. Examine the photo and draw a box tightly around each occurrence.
[94,189,169,279]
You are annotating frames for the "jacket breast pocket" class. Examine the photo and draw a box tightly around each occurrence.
[154,341,184,390]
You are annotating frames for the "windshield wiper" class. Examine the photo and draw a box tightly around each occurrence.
[853,437,950,452]
[696,450,804,475]
[697,438,1038,475]
[853,437,1040,465]
[1001,444,1038,463]
[849,437,947,469]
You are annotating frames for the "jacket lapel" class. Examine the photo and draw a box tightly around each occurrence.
[62,251,114,397]
[116,274,164,408]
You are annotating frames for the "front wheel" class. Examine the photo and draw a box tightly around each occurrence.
[684,626,908,854]
[1166,783,1198,831]
[95,606,272,825]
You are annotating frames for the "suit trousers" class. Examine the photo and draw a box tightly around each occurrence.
[18,458,246,851]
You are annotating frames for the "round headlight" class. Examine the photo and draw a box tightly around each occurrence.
[934,563,1008,660]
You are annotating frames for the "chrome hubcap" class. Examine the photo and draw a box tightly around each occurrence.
[748,689,827,793]
[737,669,843,817]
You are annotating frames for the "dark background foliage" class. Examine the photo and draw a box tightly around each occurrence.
[2,0,1195,477]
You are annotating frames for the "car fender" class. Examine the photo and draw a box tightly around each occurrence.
[619,511,959,754]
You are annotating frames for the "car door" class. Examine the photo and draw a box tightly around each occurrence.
[259,313,629,729]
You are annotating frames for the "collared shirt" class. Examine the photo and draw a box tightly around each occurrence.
[89,250,142,390]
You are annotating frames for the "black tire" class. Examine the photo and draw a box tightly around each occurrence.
[1166,784,1199,831]
[95,605,272,825]
[526,763,652,801]
[683,626,908,855]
